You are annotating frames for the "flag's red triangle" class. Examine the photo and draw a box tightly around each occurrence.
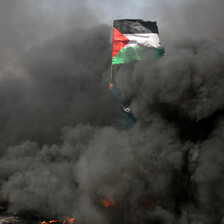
[112,27,130,58]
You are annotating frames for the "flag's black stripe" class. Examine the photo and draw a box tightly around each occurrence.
[113,19,159,34]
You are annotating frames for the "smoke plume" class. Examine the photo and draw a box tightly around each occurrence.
[0,0,224,224]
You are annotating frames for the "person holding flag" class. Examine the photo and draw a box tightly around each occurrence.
[109,19,164,130]
[109,82,137,130]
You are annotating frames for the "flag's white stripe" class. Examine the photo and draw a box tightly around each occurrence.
[123,33,162,49]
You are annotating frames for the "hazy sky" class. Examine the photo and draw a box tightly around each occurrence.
[18,0,178,35]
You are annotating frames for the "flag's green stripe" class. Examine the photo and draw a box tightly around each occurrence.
[112,47,142,65]
[154,48,165,59]
[112,47,165,65]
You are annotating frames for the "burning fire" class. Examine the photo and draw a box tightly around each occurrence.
[41,217,75,224]
[63,217,75,224]
[100,198,116,208]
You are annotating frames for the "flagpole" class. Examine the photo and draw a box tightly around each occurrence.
[110,64,113,82]
[110,20,114,84]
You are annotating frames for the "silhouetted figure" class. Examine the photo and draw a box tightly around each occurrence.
[109,82,137,130]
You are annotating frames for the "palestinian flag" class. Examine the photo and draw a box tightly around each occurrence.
[112,19,164,65]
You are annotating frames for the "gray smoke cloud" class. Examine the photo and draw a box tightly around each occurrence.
[0,0,119,150]
[0,0,224,224]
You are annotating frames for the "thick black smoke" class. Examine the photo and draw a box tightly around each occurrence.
[0,0,224,224]
[0,1,119,150]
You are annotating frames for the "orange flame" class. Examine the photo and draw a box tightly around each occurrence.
[41,221,59,224]
[100,198,116,208]
[41,217,75,224]
[63,217,75,224]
